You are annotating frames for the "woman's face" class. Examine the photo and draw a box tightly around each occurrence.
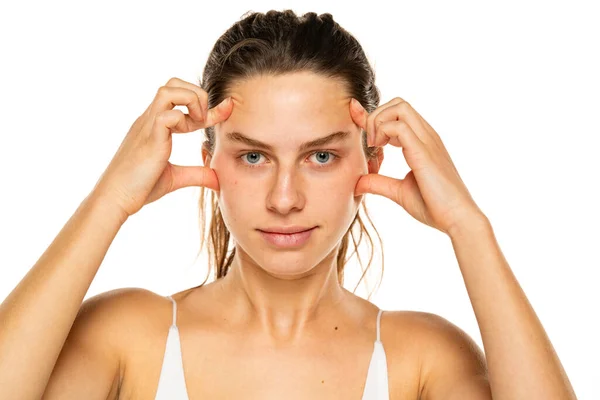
[204,71,376,279]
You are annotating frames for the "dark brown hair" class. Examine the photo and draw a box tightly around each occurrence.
[194,10,384,299]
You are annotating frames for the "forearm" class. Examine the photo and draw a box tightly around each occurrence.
[0,192,128,399]
[448,217,577,400]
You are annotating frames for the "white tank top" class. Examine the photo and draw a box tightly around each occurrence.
[154,295,390,399]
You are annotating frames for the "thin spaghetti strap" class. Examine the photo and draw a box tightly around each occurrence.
[376,308,384,342]
[166,295,177,327]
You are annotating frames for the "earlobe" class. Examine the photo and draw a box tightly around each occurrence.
[202,146,212,167]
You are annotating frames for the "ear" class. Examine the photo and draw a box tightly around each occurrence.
[202,144,212,167]
[367,146,384,174]
[201,144,221,197]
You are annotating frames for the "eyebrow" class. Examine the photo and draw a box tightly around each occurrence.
[224,130,351,152]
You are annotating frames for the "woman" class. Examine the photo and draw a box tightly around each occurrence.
[0,10,576,400]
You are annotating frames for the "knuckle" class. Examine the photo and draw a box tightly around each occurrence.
[166,77,181,86]
[172,109,185,119]
[157,85,170,97]
[197,90,208,107]
[195,87,207,101]
[396,100,411,111]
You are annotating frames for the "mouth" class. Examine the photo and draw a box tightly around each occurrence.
[257,226,317,248]
[258,226,316,234]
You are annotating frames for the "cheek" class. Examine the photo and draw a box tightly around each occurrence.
[210,157,249,227]
[212,154,255,195]
[308,168,362,212]
[218,176,253,213]
[217,185,253,237]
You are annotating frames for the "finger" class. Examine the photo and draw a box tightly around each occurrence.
[372,120,427,161]
[151,97,232,142]
[169,163,220,192]
[350,98,398,146]
[204,97,233,128]
[375,100,448,154]
[366,97,405,145]
[373,100,431,146]
[164,77,209,118]
[349,98,368,137]
[150,85,205,122]
[152,109,199,138]
[354,172,402,204]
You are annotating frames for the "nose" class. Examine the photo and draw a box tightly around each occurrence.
[266,168,306,215]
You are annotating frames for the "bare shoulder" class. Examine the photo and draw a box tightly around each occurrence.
[79,287,202,399]
[383,310,491,400]
[80,287,168,324]
[43,287,171,399]
[78,286,172,342]
[75,287,175,369]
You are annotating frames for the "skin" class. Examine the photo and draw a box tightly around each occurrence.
[119,71,576,398]
[23,70,573,398]
[116,71,422,398]
[199,71,383,344]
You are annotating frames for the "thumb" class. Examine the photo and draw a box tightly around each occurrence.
[205,96,233,127]
[169,163,220,193]
[349,98,368,133]
[355,173,402,204]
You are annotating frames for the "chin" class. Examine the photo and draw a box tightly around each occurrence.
[253,246,319,276]
[232,232,336,279]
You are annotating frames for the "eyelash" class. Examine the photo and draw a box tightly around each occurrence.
[238,150,339,169]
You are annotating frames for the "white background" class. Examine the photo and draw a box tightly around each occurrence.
[1,1,598,398]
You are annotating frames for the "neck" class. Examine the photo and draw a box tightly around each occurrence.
[216,246,348,344]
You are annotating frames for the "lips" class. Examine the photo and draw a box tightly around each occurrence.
[258,226,317,248]
[258,226,316,234]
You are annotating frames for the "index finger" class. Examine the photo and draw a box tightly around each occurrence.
[164,77,209,116]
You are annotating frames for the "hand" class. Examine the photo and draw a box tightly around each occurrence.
[349,97,486,236]
[91,77,233,218]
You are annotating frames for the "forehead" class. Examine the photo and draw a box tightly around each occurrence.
[216,72,352,141]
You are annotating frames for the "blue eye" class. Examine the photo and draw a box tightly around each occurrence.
[239,151,338,168]
[309,151,334,165]
[242,152,263,165]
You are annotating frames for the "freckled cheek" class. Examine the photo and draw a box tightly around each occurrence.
[220,172,256,193]
[216,173,256,207]
[307,170,360,206]
[211,157,248,188]
[216,178,256,230]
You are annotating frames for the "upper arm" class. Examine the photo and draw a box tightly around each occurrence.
[417,312,492,400]
[42,287,150,400]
